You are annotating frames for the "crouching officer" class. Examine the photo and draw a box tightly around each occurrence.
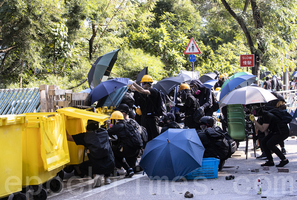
[108,111,140,178]
[177,83,200,129]
[67,120,115,188]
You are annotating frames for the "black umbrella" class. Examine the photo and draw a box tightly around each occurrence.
[153,74,192,95]
[136,67,148,84]
[199,72,218,83]
[88,49,120,89]
[260,71,271,79]
[289,118,297,136]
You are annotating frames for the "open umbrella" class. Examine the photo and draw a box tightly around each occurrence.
[260,71,271,79]
[90,78,130,104]
[139,128,204,180]
[199,72,218,83]
[203,79,218,89]
[88,49,120,89]
[221,72,253,89]
[219,75,257,101]
[292,71,297,77]
[153,73,191,95]
[219,86,277,107]
[136,67,148,84]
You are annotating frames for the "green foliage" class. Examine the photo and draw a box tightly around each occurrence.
[1,0,297,90]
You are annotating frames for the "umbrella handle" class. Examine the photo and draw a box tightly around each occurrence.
[167,138,169,143]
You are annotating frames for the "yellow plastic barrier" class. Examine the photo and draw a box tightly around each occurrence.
[56,107,109,165]
[22,113,70,186]
[0,115,26,198]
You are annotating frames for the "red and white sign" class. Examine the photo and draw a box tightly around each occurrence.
[240,54,255,67]
[184,38,201,55]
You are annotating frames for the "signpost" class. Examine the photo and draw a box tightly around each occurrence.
[240,54,255,72]
[184,38,201,71]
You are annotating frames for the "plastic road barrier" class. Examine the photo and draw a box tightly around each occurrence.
[0,115,26,199]
[22,113,70,192]
[56,107,109,166]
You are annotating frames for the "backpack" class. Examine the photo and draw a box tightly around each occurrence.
[84,128,111,159]
[152,88,167,117]
[211,92,219,112]
[126,119,148,146]
[269,109,293,124]
[204,127,230,160]
[124,120,143,149]
[214,126,237,158]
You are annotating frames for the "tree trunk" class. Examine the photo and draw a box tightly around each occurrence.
[250,0,265,82]
[89,23,97,60]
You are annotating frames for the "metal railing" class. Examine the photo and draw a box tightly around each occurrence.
[0,88,40,115]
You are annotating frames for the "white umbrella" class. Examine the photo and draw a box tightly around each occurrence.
[219,86,277,107]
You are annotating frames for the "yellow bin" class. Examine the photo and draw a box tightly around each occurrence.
[56,107,110,165]
[22,113,70,186]
[0,115,26,198]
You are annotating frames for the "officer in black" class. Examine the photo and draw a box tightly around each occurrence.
[177,83,200,129]
[67,120,115,187]
[108,111,139,178]
[190,79,213,116]
[250,106,289,167]
[160,112,182,133]
[131,75,160,141]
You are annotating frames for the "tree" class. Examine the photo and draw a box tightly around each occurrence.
[194,0,297,79]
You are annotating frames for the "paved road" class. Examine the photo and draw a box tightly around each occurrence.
[48,137,297,200]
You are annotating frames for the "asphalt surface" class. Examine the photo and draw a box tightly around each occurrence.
[47,137,297,200]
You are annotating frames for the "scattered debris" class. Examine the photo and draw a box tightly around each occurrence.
[262,166,269,171]
[225,175,235,180]
[251,169,259,172]
[184,191,193,198]
[277,168,289,173]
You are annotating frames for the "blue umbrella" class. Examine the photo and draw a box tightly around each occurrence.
[292,71,297,77]
[90,78,130,104]
[139,128,205,180]
[88,49,120,89]
[203,79,218,89]
[219,75,256,101]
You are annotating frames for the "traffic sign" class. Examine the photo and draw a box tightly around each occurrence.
[240,54,255,67]
[189,54,196,62]
[184,38,201,55]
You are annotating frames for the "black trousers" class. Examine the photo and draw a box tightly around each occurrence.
[112,145,139,171]
[141,116,159,141]
[262,133,288,162]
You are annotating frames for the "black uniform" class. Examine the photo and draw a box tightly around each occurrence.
[108,120,139,171]
[260,110,289,163]
[178,89,199,129]
[190,79,213,116]
[134,88,160,141]
[72,130,115,176]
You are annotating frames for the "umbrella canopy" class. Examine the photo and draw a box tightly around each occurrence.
[203,79,218,89]
[219,75,257,101]
[221,72,253,89]
[199,72,218,83]
[153,73,192,95]
[292,71,297,77]
[260,71,271,79]
[88,49,120,89]
[90,78,130,104]
[139,128,204,180]
[219,86,277,107]
[136,67,148,84]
